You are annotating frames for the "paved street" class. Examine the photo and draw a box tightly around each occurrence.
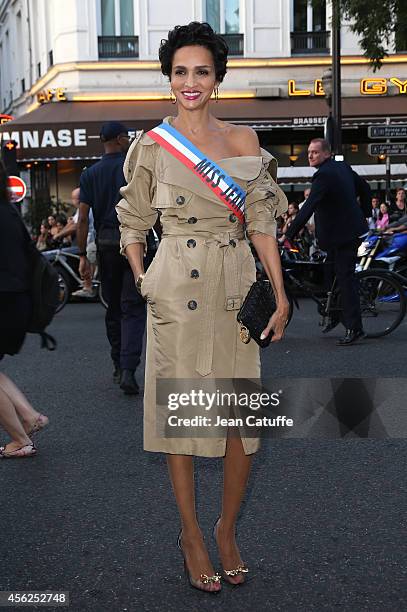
[1,301,406,612]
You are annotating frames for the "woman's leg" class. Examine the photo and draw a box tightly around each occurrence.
[166,454,220,591]
[0,373,43,433]
[0,385,32,450]
[215,433,253,584]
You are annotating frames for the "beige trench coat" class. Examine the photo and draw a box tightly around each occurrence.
[116,117,288,457]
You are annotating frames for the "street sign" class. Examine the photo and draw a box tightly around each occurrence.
[368,143,407,157]
[7,175,27,202]
[368,125,407,139]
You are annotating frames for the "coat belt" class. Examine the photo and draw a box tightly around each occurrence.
[195,233,244,377]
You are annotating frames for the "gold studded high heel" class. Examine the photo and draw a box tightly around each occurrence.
[177,530,221,593]
[213,518,249,586]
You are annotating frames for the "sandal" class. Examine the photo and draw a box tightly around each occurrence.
[177,531,221,593]
[0,443,37,458]
[213,518,249,586]
[27,414,49,437]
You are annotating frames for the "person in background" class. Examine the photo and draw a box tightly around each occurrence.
[77,122,155,394]
[368,195,380,230]
[52,189,80,248]
[36,219,53,252]
[284,138,371,345]
[376,203,389,230]
[48,214,59,239]
[0,160,49,459]
[281,202,299,235]
[390,188,406,223]
[68,187,98,299]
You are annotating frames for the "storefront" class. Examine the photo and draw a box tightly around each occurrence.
[1,94,406,218]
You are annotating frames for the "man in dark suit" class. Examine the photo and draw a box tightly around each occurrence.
[284,138,371,345]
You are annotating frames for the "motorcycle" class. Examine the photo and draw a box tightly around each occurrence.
[357,228,407,283]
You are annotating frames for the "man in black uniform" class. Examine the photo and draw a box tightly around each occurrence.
[77,121,152,393]
[284,138,371,345]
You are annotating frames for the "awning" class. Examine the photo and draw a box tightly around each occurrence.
[277,163,407,184]
[0,96,406,161]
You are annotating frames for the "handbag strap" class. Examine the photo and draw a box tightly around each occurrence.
[147,122,246,224]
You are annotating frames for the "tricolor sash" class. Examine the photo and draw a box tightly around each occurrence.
[147,122,246,224]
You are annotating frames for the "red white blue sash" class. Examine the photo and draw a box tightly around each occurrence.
[147,122,246,224]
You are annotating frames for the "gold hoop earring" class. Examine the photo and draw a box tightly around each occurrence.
[169,89,177,104]
[214,87,219,102]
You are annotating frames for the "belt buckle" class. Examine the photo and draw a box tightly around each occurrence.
[225,295,242,311]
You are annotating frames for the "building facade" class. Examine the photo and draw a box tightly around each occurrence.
[0,0,406,211]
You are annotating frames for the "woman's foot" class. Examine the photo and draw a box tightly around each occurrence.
[178,528,221,593]
[214,518,248,585]
[24,414,49,437]
[0,442,36,458]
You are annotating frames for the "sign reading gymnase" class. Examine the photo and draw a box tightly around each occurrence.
[288,77,407,96]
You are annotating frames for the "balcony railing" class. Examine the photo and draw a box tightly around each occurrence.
[221,33,244,56]
[98,36,139,59]
[291,31,330,55]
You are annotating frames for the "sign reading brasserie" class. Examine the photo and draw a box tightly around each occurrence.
[288,77,407,96]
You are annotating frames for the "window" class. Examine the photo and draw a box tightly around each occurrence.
[37,62,41,78]
[291,0,329,54]
[21,78,25,94]
[101,0,115,36]
[101,0,134,36]
[293,0,326,32]
[48,50,53,67]
[205,0,240,34]
[120,0,134,36]
[395,8,407,52]
[293,0,307,32]
[98,0,138,58]
[204,0,243,55]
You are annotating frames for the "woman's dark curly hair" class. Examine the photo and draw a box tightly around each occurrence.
[0,160,9,203]
[159,22,228,83]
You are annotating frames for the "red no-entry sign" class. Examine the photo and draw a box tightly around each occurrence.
[7,175,27,203]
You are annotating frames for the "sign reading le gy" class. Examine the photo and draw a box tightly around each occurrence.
[288,77,407,96]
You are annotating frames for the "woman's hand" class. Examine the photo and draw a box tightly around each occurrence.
[261,299,290,343]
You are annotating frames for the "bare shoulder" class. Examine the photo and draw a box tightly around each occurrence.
[227,124,261,156]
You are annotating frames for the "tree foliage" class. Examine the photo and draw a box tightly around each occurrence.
[313,0,407,70]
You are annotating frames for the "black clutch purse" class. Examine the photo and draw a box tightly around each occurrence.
[237,280,276,348]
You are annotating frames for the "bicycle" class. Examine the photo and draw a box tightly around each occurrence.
[265,246,406,338]
[42,248,107,313]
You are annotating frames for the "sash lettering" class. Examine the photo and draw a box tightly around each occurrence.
[147,123,246,223]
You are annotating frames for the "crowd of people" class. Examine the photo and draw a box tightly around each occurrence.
[276,187,406,254]
[368,188,406,230]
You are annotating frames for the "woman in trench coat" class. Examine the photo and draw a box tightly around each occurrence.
[116,22,289,593]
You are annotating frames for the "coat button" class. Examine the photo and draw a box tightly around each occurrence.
[188,216,197,224]
[229,213,237,223]
[176,195,185,205]
[190,269,199,278]
[187,239,196,248]
[229,239,236,247]
[188,300,197,310]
